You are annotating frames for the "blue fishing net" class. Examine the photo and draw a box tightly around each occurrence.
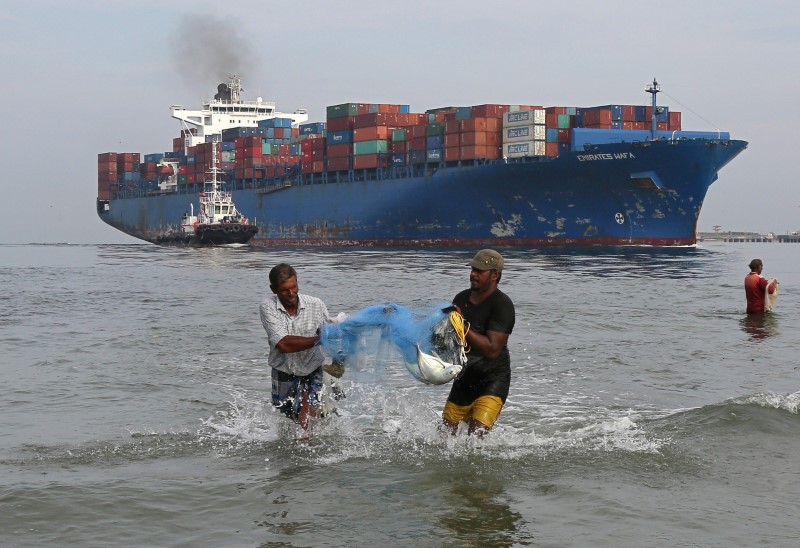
[320,302,461,372]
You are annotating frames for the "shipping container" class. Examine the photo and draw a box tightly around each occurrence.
[353,140,388,155]
[299,122,326,135]
[503,125,545,143]
[353,126,390,142]
[353,154,387,170]
[502,140,545,158]
[503,109,545,127]
[327,130,353,145]
[327,103,362,119]
[326,116,355,132]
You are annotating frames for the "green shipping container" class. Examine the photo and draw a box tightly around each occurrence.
[178,175,187,185]
[557,114,572,129]
[391,129,406,142]
[262,142,274,155]
[327,103,360,119]
[425,122,445,137]
[353,140,388,155]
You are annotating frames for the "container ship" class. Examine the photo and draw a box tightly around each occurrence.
[96,77,747,247]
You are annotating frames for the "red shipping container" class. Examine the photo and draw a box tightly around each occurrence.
[445,119,461,134]
[327,156,351,171]
[327,143,352,158]
[353,126,390,142]
[389,141,407,153]
[460,145,490,160]
[410,137,427,151]
[353,154,386,169]
[353,112,400,129]
[471,104,509,118]
[460,118,487,132]
[445,147,461,162]
[444,134,461,148]
[545,142,559,156]
[402,113,427,126]
[669,111,681,130]
[326,116,354,132]
[545,106,567,115]
[410,124,428,139]
[460,132,500,146]
[98,160,117,172]
[98,152,118,162]
[557,129,571,143]
[581,109,612,126]
[97,171,117,182]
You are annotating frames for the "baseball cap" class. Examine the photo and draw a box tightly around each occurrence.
[468,249,504,271]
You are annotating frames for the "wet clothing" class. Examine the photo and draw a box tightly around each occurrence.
[745,272,774,314]
[260,293,332,417]
[443,396,504,428]
[271,367,324,420]
[446,288,515,412]
[260,293,331,376]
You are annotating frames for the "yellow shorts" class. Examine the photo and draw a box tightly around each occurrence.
[442,396,504,428]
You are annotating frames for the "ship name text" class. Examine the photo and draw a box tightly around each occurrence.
[576,152,637,161]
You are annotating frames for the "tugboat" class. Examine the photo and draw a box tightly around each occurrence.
[157,140,258,246]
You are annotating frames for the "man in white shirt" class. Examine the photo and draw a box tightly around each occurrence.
[260,263,333,431]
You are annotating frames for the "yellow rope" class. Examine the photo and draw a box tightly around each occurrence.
[449,311,470,354]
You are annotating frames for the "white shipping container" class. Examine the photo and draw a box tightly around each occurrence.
[503,124,546,142]
[503,109,545,127]
[502,140,545,158]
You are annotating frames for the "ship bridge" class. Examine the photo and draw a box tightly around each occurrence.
[170,75,308,148]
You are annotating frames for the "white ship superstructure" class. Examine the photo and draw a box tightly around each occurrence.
[170,75,308,149]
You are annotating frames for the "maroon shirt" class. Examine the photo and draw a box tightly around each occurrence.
[744,272,773,314]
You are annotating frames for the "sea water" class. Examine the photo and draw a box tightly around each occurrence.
[1,242,799,546]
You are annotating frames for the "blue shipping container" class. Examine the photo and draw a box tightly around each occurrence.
[327,130,353,144]
[299,122,326,135]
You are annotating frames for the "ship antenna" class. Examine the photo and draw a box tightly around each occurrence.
[228,75,242,102]
[645,78,661,140]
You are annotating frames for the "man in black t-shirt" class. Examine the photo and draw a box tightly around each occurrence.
[443,249,515,437]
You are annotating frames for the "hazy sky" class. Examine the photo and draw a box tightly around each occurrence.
[2,0,798,243]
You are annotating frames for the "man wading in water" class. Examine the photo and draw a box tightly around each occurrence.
[260,263,342,436]
[442,249,515,437]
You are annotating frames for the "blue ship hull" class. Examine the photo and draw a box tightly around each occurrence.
[98,138,747,247]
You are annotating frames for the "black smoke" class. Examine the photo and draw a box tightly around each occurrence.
[169,14,255,93]
[214,83,231,101]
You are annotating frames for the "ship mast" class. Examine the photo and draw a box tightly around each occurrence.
[645,78,661,140]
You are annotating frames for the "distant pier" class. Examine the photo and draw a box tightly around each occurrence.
[698,231,800,243]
